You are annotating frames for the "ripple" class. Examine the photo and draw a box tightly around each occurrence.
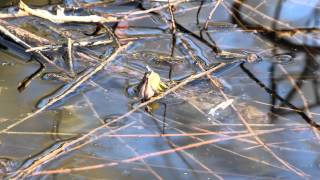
[272,54,294,64]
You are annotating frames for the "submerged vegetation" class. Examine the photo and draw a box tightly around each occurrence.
[0,0,320,179]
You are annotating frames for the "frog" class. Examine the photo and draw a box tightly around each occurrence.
[137,66,167,101]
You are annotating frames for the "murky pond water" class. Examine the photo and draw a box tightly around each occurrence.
[1,0,320,179]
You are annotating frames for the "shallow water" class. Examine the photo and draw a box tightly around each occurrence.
[1,0,320,179]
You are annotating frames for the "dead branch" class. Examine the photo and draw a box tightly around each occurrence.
[26,39,113,52]
[0,19,50,46]
[18,1,117,24]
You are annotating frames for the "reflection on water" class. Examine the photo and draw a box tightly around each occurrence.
[1,0,320,179]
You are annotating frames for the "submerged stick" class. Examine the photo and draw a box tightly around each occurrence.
[17,64,45,92]
[0,21,66,72]
[0,22,63,91]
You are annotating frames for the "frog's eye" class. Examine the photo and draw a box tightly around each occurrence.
[145,71,152,77]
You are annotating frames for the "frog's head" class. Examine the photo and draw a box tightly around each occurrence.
[138,66,167,101]
[139,71,155,100]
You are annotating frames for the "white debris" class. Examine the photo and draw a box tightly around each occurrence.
[208,99,234,117]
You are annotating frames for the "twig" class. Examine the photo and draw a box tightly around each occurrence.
[148,112,289,171]
[17,64,45,92]
[123,0,186,17]
[0,19,110,96]
[0,10,29,18]
[0,19,50,46]
[8,62,227,178]
[82,94,163,180]
[240,63,320,130]
[168,1,176,35]
[18,1,117,24]
[278,64,320,142]
[100,131,252,138]
[168,0,177,79]
[180,38,308,178]
[31,128,285,176]
[100,23,121,48]
[0,21,68,91]
[9,122,133,180]
[204,0,223,30]
[67,38,75,75]
[0,21,66,72]
[196,1,204,25]
[180,38,224,88]
[26,39,113,52]
[0,42,132,134]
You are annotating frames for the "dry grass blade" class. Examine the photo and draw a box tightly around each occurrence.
[1,0,318,179]
[179,39,309,178]
[8,122,134,179]
[6,62,226,178]
[277,65,320,142]
[31,128,285,176]
[83,94,163,180]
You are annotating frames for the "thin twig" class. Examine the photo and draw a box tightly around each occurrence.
[67,38,75,75]
[204,0,223,30]
[278,64,320,142]
[31,128,285,176]
[18,1,117,23]
[9,62,227,178]
[82,94,163,180]
[9,122,134,179]
[180,38,308,178]
[26,39,113,52]
[0,42,132,134]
